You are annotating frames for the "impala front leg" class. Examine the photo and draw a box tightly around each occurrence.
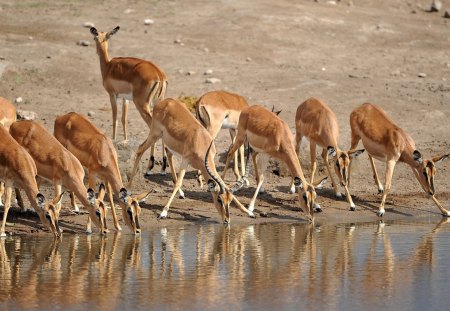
[159,161,188,219]
[122,99,129,141]
[107,182,122,231]
[369,155,384,194]
[1,186,12,237]
[109,94,119,140]
[378,160,396,217]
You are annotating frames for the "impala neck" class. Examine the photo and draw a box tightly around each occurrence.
[95,41,110,79]
[400,142,420,170]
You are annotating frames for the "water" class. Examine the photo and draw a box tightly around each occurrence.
[1,219,450,311]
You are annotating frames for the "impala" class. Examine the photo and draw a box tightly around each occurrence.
[0,97,17,207]
[54,112,150,234]
[90,26,168,175]
[127,98,255,223]
[294,97,364,210]
[349,103,449,217]
[10,120,109,234]
[0,125,62,237]
[196,90,249,181]
[222,105,326,222]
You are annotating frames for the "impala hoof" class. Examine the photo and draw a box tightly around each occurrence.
[335,192,343,199]
[248,212,256,219]
[443,211,450,217]
[314,203,322,213]
[144,171,152,179]
[158,213,167,220]
[1,232,6,238]
[350,206,356,212]
[377,209,385,217]
[378,187,384,194]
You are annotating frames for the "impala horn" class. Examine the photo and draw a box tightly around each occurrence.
[231,142,252,193]
[205,140,226,194]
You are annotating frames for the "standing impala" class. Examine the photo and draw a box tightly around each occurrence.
[196,90,249,181]
[54,112,150,234]
[0,125,61,237]
[0,97,17,207]
[349,103,449,217]
[89,26,168,175]
[9,120,109,234]
[294,97,364,210]
[222,105,326,222]
[127,98,255,223]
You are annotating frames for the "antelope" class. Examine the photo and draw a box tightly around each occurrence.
[89,26,168,175]
[196,90,249,181]
[54,112,150,234]
[349,103,449,217]
[9,120,109,234]
[0,97,17,207]
[127,98,255,223]
[294,97,365,210]
[222,105,326,222]
[0,125,62,237]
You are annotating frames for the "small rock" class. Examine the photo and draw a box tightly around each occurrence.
[144,19,154,25]
[28,36,33,40]
[203,47,210,53]
[418,73,427,78]
[186,71,196,76]
[246,57,252,62]
[326,0,337,4]
[174,39,182,44]
[0,56,5,60]
[391,69,401,76]
[321,67,326,71]
[124,8,133,14]
[205,77,221,84]
[204,69,213,75]
[83,22,95,28]
[411,9,417,14]
[260,212,268,218]
[15,97,23,103]
[444,10,450,18]
[177,69,184,74]
[17,109,37,120]
[87,111,95,117]
[77,40,90,46]
[430,0,442,12]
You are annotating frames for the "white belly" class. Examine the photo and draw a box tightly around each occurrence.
[221,117,236,130]
[360,133,388,162]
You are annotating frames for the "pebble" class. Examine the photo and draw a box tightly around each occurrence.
[87,111,95,117]
[246,57,252,62]
[205,77,221,84]
[83,22,95,28]
[418,73,427,78]
[430,0,442,12]
[124,9,133,14]
[204,69,213,75]
[15,97,23,103]
[144,19,154,25]
[17,109,37,120]
[186,71,196,76]
[327,0,337,4]
[203,47,210,53]
[77,40,90,46]
[444,10,450,18]
[260,212,268,218]
[174,39,182,44]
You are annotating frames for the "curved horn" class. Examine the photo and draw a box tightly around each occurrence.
[231,142,252,193]
[205,140,226,194]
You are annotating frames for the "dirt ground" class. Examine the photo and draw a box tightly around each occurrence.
[1,0,449,236]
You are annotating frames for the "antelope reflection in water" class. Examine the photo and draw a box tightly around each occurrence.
[0,220,449,310]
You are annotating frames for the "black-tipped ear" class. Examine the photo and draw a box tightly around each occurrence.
[207,179,216,192]
[349,149,365,159]
[413,150,423,165]
[107,26,120,38]
[119,188,129,202]
[294,177,303,189]
[432,154,449,165]
[327,146,337,157]
[99,183,106,192]
[36,193,45,209]
[87,188,95,204]
[90,27,98,36]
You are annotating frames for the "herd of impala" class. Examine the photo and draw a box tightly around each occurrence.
[0,26,449,238]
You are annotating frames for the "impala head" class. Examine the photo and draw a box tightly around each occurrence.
[294,177,318,222]
[35,192,64,238]
[413,150,449,196]
[87,186,109,235]
[119,188,150,234]
[328,147,365,187]
[90,26,120,46]
[205,141,232,224]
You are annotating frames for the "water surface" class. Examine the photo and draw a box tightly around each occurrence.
[1,219,450,310]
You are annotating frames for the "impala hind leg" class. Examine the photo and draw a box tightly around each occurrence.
[1,187,12,237]
[369,156,384,194]
[109,94,119,140]
[166,149,185,199]
[322,149,341,198]
[248,152,266,212]
[309,143,317,184]
[122,99,129,141]
[289,134,304,194]
[159,161,188,219]
[106,182,121,231]
[229,129,242,181]
[348,131,361,187]
[378,160,396,217]
[0,182,4,207]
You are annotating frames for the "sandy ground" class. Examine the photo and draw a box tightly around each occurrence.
[0,0,449,236]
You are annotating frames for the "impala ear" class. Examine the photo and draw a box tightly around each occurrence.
[271,105,282,116]
[36,193,45,210]
[119,188,129,203]
[98,183,106,201]
[106,26,120,38]
[413,150,423,165]
[327,146,337,157]
[294,177,303,189]
[348,149,365,159]
[52,191,65,206]
[134,191,151,203]
[432,154,449,165]
[90,27,98,36]
[87,188,96,205]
